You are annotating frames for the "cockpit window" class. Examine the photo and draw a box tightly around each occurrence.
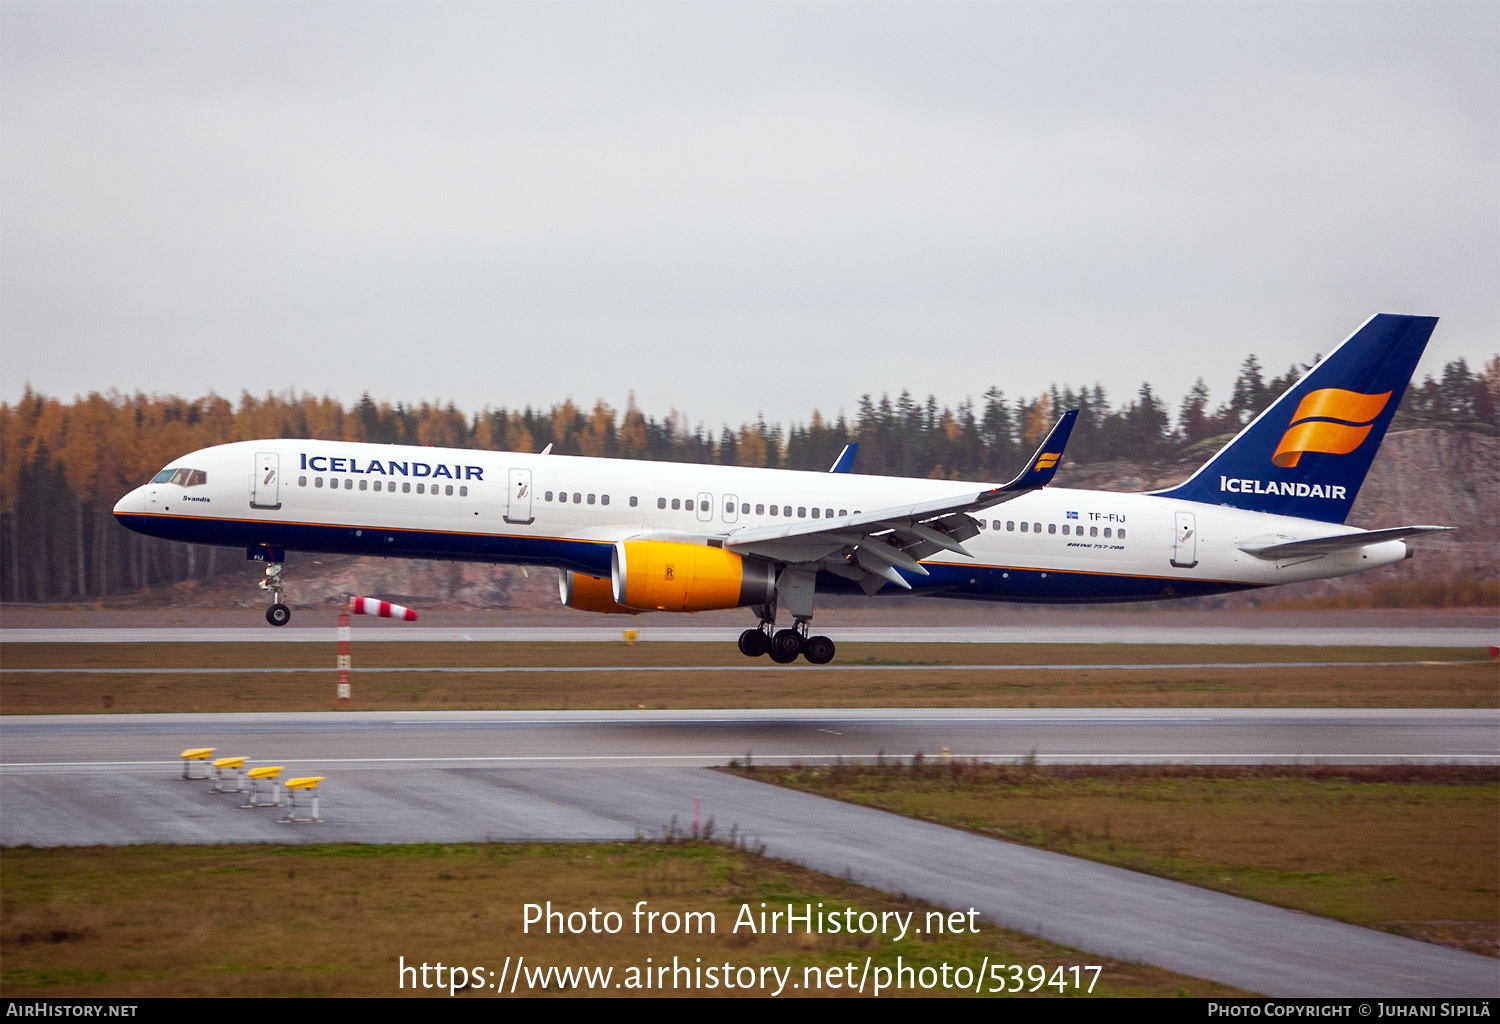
[151,468,207,487]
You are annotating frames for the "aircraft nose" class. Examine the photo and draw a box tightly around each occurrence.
[114,486,146,515]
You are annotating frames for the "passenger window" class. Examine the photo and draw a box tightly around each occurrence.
[372,480,381,492]
[741,503,749,514]
[574,493,582,504]
[725,501,734,515]
[783,506,792,517]
[811,508,820,519]
[1062,524,1070,535]
[417,483,425,494]
[446,485,454,496]
[1118,528,1126,539]
[545,491,553,501]
[1021,522,1028,532]
[1090,526,1098,537]
[657,498,666,509]
[299,476,307,487]
[671,499,680,510]
[839,509,847,517]
[796,507,805,518]
[1034,523,1041,533]
[756,504,765,515]
[460,486,468,497]
[587,493,595,504]
[315,477,324,488]
[825,509,833,519]
[402,482,411,493]
[342,479,351,489]
[630,496,638,507]
[769,505,778,516]
[1048,523,1056,534]
[1007,521,1015,531]
[601,495,609,505]
[1103,527,1111,538]
[357,479,365,491]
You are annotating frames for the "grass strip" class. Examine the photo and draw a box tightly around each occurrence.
[1,643,1495,713]
[722,763,1499,958]
[0,841,1244,998]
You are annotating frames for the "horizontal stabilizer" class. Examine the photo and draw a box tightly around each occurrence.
[1237,526,1452,560]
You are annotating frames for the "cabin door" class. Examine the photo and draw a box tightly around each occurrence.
[251,452,281,510]
[505,468,534,525]
[1171,511,1198,568]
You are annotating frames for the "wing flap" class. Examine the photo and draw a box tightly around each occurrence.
[1237,525,1452,559]
[724,410,1077,592]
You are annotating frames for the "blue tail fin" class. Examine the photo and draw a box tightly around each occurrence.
[1153,313,1438,524]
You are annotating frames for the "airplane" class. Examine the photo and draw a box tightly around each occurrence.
[113,313,1450,664]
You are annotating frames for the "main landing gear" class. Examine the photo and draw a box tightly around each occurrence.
[738,618,836,665]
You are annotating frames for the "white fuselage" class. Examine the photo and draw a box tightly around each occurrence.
[114,439,1409,606]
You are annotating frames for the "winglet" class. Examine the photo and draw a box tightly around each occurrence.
[998,409,1077,492]
[829,443,858,473]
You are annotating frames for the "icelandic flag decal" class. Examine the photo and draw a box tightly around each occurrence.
[1066,510,1078,520]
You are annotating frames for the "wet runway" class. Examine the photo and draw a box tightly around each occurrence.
[3,708,1496,997]
[4,707,1496,771]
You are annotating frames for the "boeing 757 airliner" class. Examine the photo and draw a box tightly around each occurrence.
[114,314,1449,663]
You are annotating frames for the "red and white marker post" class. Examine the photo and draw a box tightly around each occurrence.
[337,597,419,707]
[336,613,352,706]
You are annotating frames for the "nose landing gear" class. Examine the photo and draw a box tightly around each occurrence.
[251,547,291,626]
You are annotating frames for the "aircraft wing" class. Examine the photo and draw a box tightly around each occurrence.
[1236,525,1452,560]
[723,410,1077,592]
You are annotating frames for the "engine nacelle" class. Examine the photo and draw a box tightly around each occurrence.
[612,540,776,612]
[559,570,640,615]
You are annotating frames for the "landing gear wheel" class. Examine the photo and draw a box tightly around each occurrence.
[770,628,803,662]
[266,603,291,627]
[802,635,836,665]
[737,628,770,658]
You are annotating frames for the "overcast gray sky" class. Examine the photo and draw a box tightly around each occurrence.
[2,1,1495,431]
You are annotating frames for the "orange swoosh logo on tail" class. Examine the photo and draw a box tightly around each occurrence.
[1271,389,1391,468]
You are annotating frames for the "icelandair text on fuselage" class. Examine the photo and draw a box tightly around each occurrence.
[300,453,483,481]
[1220,476,1347,500]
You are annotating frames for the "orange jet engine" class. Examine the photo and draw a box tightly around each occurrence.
[612,540,776,613]
[559,570,640,614]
